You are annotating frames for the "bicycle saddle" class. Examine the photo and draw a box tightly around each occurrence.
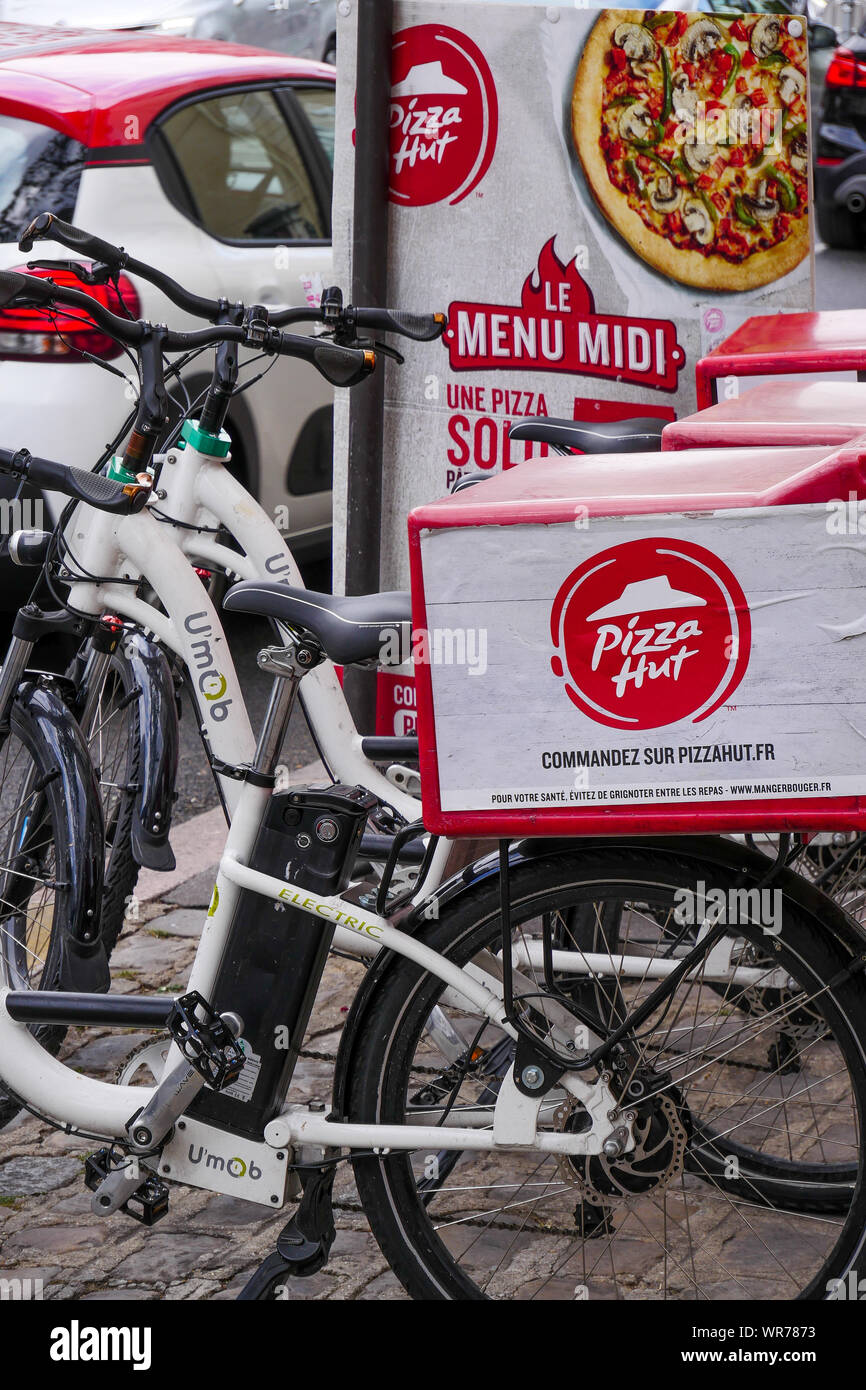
[223,582,412,667]
[508,416,666,452]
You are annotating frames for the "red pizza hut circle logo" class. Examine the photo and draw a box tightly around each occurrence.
[550,538,751,730]
[389,24,498,207]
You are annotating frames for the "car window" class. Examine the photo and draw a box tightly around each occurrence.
[294,86,335,168]
[0,116,85,243]
[160,89,325,242]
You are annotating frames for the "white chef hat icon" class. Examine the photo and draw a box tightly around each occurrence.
[586,574,707,622]
[391,62,469,97]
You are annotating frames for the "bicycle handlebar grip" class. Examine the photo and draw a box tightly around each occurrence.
[26,456,147,515]
[19,212,126,270]
[0,268,55,308]
[310,341,376,387]
[353,307,446,342]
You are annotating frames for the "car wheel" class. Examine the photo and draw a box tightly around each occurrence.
[817,198,864,250]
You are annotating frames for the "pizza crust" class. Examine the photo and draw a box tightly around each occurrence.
[572,11,810,292]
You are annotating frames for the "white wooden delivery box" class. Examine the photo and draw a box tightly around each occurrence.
[408,439,866,836]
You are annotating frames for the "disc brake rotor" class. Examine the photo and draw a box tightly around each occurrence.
[555,1086,689,1206]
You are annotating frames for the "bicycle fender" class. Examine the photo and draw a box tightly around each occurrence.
[331,834,866,1120]
[14,680,110,993]
[125,632,179,871]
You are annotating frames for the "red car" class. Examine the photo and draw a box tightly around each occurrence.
[0,23,337,578]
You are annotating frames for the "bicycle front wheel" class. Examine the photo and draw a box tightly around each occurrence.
[0,681,105,1127]
[347,845,866,1300]
[78,649,142,956]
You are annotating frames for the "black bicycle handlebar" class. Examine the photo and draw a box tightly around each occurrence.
[0,447,149,515]
[0,268,375,385]
[267,302,446,340]
[18,212,446,342]
[0,268,56,308]
[310,340,376,387]
[0,266,147,343]
[19,212,125,273]
[20,212,222,321]
[349,307,446,342]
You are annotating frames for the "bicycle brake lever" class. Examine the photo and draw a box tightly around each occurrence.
[25,258,114,286]
[329,327,404,364]
[371,339,405,365]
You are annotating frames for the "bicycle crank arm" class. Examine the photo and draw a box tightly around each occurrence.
[125,1002,245,1154]
[123,1057,210,1156]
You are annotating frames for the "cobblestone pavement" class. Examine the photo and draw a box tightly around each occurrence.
[0,869,408,1302]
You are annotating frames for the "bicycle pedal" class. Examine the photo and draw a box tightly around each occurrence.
[168,991,245,1090]
[84,1148,170,1226]
[119,1174,170,1226]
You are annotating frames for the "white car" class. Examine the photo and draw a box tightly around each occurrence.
[0,23,336,565]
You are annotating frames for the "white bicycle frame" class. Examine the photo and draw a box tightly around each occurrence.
[0,437,792,1195]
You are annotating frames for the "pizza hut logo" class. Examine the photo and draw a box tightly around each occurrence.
[389,24,498,207]
[550,538,751,730]
[445,239,685,391]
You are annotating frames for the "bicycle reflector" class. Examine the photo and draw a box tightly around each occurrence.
[0,264,140,362]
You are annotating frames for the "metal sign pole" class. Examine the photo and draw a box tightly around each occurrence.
[343,0,394,733]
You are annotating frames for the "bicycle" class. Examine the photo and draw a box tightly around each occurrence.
[3,216,687,971]
[0,262,863,1298]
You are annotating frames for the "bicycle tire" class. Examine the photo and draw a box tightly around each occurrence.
[80,650,142,956]
[347,845,866,1300]
[0,683,105,1128]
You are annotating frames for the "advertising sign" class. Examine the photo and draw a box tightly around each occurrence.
[331,1,815,731]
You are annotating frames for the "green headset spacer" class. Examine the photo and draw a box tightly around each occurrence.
[180,418,231,458]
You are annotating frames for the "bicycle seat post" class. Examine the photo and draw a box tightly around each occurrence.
[252,639,323,781]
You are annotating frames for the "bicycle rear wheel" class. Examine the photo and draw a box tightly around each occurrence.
[347,845,866,1300]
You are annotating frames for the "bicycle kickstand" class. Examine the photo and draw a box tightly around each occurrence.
[237,1159,338,1300]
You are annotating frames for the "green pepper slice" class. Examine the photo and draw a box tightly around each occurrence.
[699,188,719,223]
[766,163,796,211]
[646,149,678,179]
[734,195,757,228]
[660,46,672,123]
[759,50,787,67]
[625,158,646,195]
[672,154,695,183]
[643,12,672,29]
[608,93,638,107]
[721,42,741,96]
[783,120,807,143]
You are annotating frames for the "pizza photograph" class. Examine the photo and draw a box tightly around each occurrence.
[572,9,811,291]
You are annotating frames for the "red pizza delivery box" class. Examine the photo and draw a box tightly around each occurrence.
[408,439,866,837]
